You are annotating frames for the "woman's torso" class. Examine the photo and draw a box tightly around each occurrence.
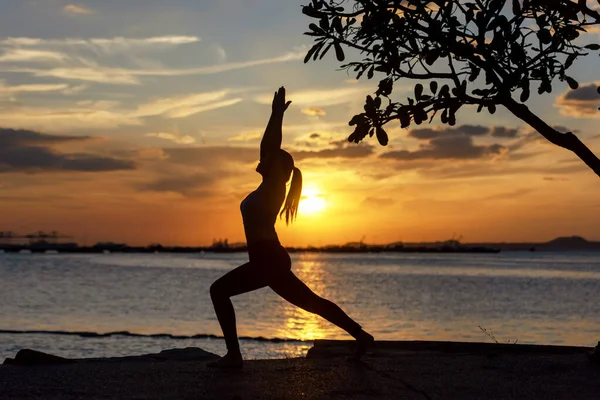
[240,182,285,246]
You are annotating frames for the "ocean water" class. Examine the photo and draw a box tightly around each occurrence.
[1,251,600,360]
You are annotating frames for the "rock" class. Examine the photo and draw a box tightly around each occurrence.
[4,349,75,366]
[76,347,220,363]
[4,347,220,366]
[153,347,219,361]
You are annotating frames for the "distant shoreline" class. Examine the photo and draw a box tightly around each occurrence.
[2,235,599,254]
[0,244,502,254]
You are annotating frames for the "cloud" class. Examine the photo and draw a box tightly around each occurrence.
[490,126,519,138]
[0,36,200,56]
[63,4,94,15]
[555,82,600,118]
[133,90,242,119]
[139,173,217,197]
[381,135,506,161]
[0,81,70,96]
[0,103,139,131]
[393,124,521,162]
[0,128,135,173]
[422,161,587,179]
[0,128,88,147]
[409,125,492,140]
[0,49,68,63]
[2,49,304,84]
[146,132,196,145]
[0,36,200,47]
[302,107,326,117]
[228,131,262,142]
[255,86,370,107]
[163,146,258,165]
[213,45,227,62]
[361,196,395,207]
[0,89,243,131]
[292,142,374,161]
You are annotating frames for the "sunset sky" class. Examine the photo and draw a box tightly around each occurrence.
[0,0,599,246]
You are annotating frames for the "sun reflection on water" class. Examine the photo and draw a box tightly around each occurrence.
[274,257,333,341]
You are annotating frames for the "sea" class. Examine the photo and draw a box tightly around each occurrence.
[1,251,600,361]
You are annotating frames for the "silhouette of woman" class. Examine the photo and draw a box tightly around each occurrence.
[208,87,374,369]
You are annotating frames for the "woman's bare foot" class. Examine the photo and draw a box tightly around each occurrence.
[206,351,243,370]
[353,329,375,359]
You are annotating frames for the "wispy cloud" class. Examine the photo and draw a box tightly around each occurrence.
[0,89,243,131]
[0,36,200,46]
[213,44,227,62]
[63,4,94,15]
[0,49,67,63]
[555,82,600,118]
[0,81,70,95]
[1,49,304,84]
[133,90,242,118]
[302,107,326,117]
[0,36,201,56]
[255,86,370,107]
[228,131,263,142]
[146,132,196,145]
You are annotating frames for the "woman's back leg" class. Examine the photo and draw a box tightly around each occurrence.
[269,270,374,355]
[268,270,363,337]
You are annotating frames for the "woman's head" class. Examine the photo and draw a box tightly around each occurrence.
[256,149,295,182]
[256,149,302,224]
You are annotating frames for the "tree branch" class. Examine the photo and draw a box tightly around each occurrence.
[502,96,600,177]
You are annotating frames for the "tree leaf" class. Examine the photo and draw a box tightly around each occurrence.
[308,23,322,33]
[441,108,448,123]
[430,81,438,94]
[332,17,344,35]
[304,45,319,64]
[399,109,411,128]
[319,17,329,31]
[415,83,424,100]
[376,126,389,146]
[565,76,579,90]
[565,53,577,69]
[374,96,382,109]
[439,84,450,98]
[318,43,332,60]
[425,51,439,66]
[520,86,530,102]
[537,29,552,44]
[469,66,481,82]
[334,42,345,61]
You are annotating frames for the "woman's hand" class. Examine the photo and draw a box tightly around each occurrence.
[272,86,292,114]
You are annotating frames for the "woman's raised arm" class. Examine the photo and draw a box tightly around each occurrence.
[260,87,291,160]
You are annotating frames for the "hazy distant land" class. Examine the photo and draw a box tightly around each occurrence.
[1,235,599,254]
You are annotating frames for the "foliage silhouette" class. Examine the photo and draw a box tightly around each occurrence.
[302,0,600,176]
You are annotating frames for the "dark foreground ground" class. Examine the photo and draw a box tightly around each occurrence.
[1,341,599,399]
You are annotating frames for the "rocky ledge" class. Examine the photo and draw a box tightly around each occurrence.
[1,341,599,399]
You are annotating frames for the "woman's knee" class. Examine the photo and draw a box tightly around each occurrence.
[210,279,227,299]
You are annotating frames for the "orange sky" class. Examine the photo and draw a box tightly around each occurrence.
[0,1,599,246]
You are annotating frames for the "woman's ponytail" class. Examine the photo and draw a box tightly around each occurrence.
[280,166,302,225]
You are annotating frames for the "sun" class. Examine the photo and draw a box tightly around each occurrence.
[299,187,327,215]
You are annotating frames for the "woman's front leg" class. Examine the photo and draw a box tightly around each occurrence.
[208,261,268,368]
